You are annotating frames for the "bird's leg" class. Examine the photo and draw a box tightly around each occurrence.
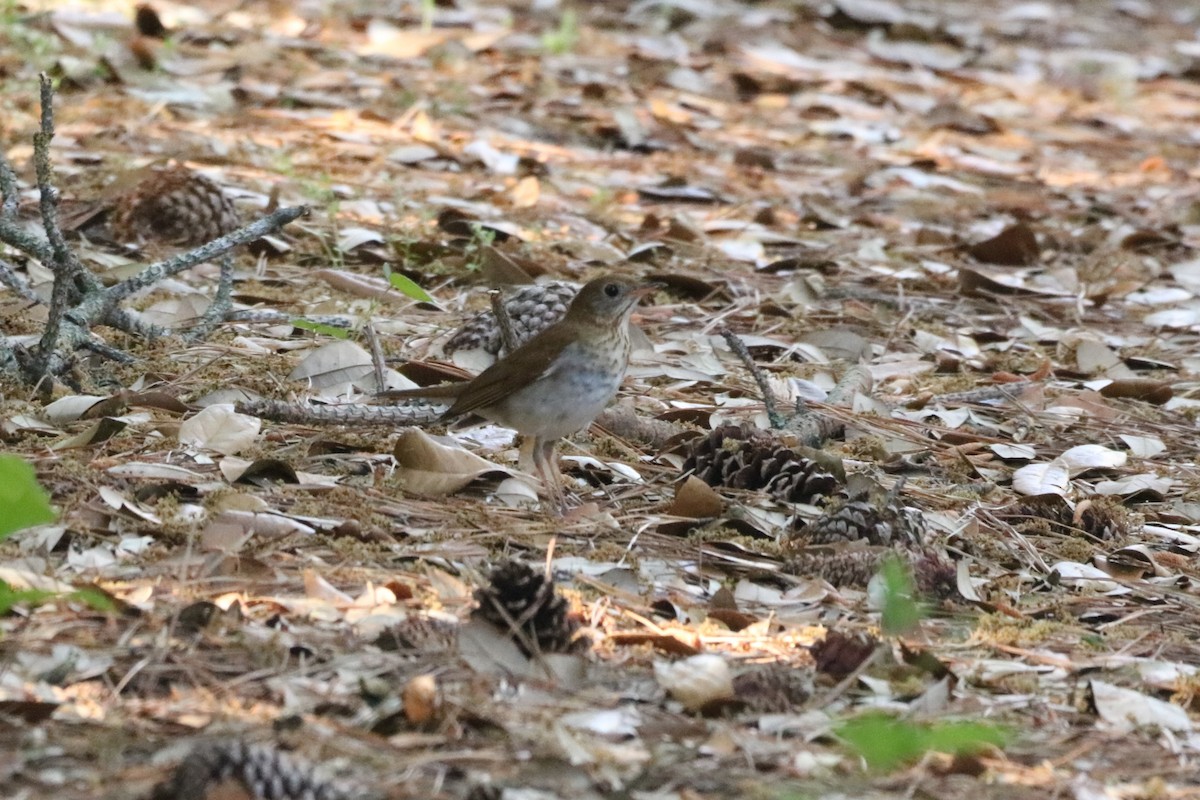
[516,434,537,474]
[534,437,567,511]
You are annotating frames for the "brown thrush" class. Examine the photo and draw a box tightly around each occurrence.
[389,275,656,501]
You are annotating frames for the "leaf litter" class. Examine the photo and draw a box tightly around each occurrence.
[6,0,1200,797]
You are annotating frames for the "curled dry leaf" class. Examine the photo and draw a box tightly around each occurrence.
[667,475,724,519]
[654,653,735,711]
[1059,445,1127,474]
[392,427,513,496]
[1092,474,1173,499]
[51,417,130,450]
[42,395,107,424]
[1089,680,1192,734]
[1012,458,1070,497]
[178,404,261,455]
[1118,435,1165,459]
[968,222,1039,266]
[1097,378,1173,405]
[287,340,374,390]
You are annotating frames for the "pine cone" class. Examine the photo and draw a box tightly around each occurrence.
[783,547,884,588]
[151,741,358,800]
[811,630,877,678]
[375,614,457,653]
[790,493,925,547]
[472,560,587,656]
[912,547,958,600]
[444,282,577,357]
[110,165,241,246]
[1002,496,1131,541]
[681,424,840,504]
[732,663,812,712]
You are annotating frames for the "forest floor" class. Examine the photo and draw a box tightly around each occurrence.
[4,0,1200,798]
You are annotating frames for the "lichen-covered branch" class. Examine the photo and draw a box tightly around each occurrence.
[0,77,311,390]
[236,398,444,426]
[99,204,308,307]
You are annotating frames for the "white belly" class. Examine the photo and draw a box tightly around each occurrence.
[485,344,627,441]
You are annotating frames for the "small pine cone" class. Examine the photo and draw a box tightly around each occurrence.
[732,663,812,713]
[784,547,885,588]
[790,494,925,548]
[1003,496,1131,541]
[151,741,357,800]
[472,560,587,656]
[912,547,958,601]
[375,614,457,652]
[110,165,241,246]
[811,630,877,678]
[444,282,577,357]
[681,424,839,504]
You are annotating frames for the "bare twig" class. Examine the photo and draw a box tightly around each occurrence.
[490,289,520,353]
[0,258,43,304]
[0,151,20,219]
[98,205,308,308]
[184,253,236,342]
[825,365,872,406]
[721,328,787,429]
[33,74,84,382]
[78,337,136,363]
[365,322,386,391]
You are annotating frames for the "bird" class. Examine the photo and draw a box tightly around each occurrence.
[388,275,657,504]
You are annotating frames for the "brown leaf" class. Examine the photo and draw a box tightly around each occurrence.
[967,222,1039,266]
[392,428,512,496]
[1098,378,1172,405]
[667,475,723,519]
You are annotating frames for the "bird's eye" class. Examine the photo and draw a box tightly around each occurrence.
[604,283,620,298]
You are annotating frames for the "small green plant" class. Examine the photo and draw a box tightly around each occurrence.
[420,0,435,33]
[0,582,113,617]
[0,456,113,623]
[290,318,352,339]
[383,266,434,303]
[0,1,60,64]
[0,454,55,539]
[836,711,1009,772]
[460,223,497,273]
[541,7,578,55]
[878,554,923,637]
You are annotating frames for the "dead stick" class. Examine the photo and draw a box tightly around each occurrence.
[365,322,387,391]
[490,289,520,353]
[721,328,786,430]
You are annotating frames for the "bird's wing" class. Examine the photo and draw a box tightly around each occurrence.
[443,325,572,417]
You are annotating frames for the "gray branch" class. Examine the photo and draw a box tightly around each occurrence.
[100,205,308,308]
[0,257,42,304]
[236,398,445,427]
[0,77,310,390]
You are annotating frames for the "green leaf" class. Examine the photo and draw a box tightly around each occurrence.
[0,581,114,621]
[290,318,351,340]
[837,712,1009,772]
[68,586,116,613]
[0,455,56,540]
[878,554,923,636]
[922,720,1009,754]
[0,579,55,617]
[837,713,926,772]
[384,267,434,303]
